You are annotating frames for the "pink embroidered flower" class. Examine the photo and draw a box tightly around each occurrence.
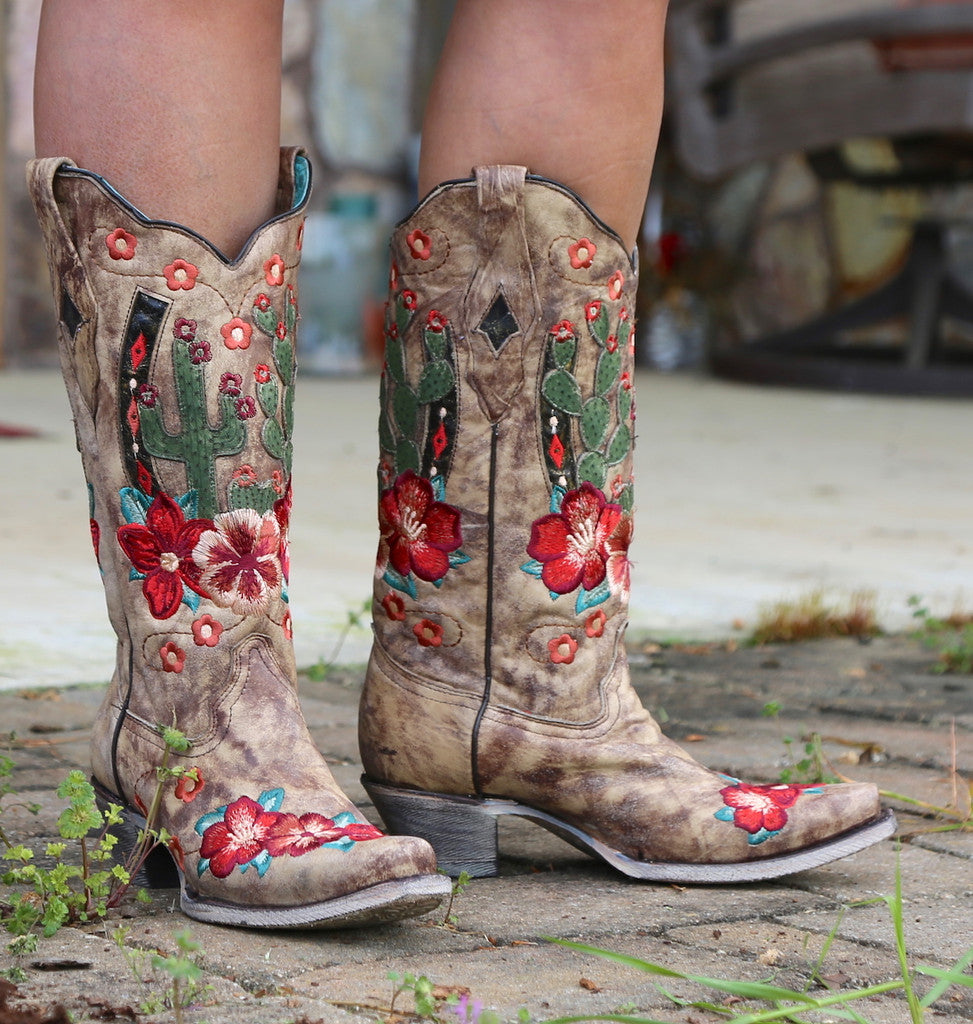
[193,508,284,615]
[426,310,449,333]
[282,610,293,639]
[406,228,432,260]
[379,471,462,583]
[254,364,272,384]
[549,634,578,664]
[382,592,405,621]
[550,320,576,342]
[413,619,444,648]
[172,317,197,342]
[90,518,101,564]
[585,609,607,638]
[271,470,284,495]
[719,782,810,835]
[164,259,198,291]
[175,769,204,803]
[117,492,212,619]
[187,338,211,364]
[219,372,243,397]
[606,514,633,600]
[275,320,287,341]
[401,289,418,311]
[341,822,384,841]
[585,300,602,322]
[605,335,618,354]
[526,483,622,595]
[235,395,256,420]
[160,640,186,673]
[232,465,256,488]
[136,383,159,408]
[264,813,346,857]
[568,238,597,270]
[192,613,223,647]
[273,483,292,582]
[106,228,137,260]
[221,318,252,350]
[199,796,282,878]
[620,371,632,391]
[264,254,286,286]
[607,271,624,301]
[255,293,272,313]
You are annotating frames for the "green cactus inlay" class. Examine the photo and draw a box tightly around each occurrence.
[254,293,297,480]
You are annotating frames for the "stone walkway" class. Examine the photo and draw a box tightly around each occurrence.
[2,636,970,1023]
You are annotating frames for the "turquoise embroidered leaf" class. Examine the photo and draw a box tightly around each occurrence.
[257,789,286,813]
[383,567,418,599]
[575,581,611,614]
[520,559,544,579]
[550,484,566,513]
[448,550,471,567]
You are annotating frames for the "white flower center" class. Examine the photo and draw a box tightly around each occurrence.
[400,507,426,543]
[160,552,180,572]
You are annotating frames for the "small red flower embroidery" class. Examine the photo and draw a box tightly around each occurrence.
[402,290,418,310]
[406,229,432,260]
[175,769,204,803]
[219,372,243,397]
[106,228,137,261]
[263,813,346,858]
[719,782,811,836]
[414,619,444,648]
[160,641,186,674]
[199,796,282,879]
[117,492,212,619]
[173,318,197,343]
[585,610,607,638]
[164,259,198,291]
[606,514,633,600]
[568,238,597,269]
[274,483,292,582]
[382,591,405,621]
[605,335,618,353]
[221,318,253,350]
[235,396,256,420]
[254,364,272,385]
[379,470,463,583]
[607,271,624,301]
[526,483,622,595]
[255,293,272,313]
[585,300,602,322]
[549,634,578,664]
[426,310,449,333]
[551,320,576,342]
[275,320,287,341]
[264,254,286,286]
[90,518,101,564]
[192,614,223,648]
[188,338,211,364]
[232,465,256,488]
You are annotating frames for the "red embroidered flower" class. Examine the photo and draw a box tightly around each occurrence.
[90,518,101,563]
[402,290,418,311]
[426,310,449,333]
[549,634,578,664]
[160,640,186,673]
[526,483,622,594]
[117,492,212,619]
[192,613,223,647]
[607,271,624,301]
[175,769,204,803]
[606,514,633,600]
[550,320,576,342]
[264,254,286,286]
[188,338,212,364]
[271,469,284,495]
[263,813,346,857]
[192,508,284,615]
[136,383,159,408]
[106,228,137,260]
[605,335,618,353]
[219,372,243,397]
[282,610,293,639]
[235,395,256,420]
[585,300,602,322]
[585,609,607,638]
[273,483,292,582]
[406,228,432,260]
[568,238,597,270]
[379,471,462,583]
[172,318,197,342]
[719,782,810,835]
[199,796,282,878]
[620,371,632,390]
[232,465,256,487]
[255,293,272,313]
[221,318,252,350]
[164,259,198,291]
[254,364,272,384]
[275,320,287,341]
[413,619,444,648]
[382,591,405,621]
[341,822,384,841]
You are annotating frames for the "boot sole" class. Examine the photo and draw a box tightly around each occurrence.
[94,781,451,929]
[362,777,898,883]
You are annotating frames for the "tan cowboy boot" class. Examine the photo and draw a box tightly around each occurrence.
[359,166,895,882]
[27,150,450,927]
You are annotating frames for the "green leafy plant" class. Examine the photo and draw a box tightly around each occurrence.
[440,869,472,928]
[114,925,208,1024]
[909,595,973,674]
[305,596,372,681]
[761,702,840,785]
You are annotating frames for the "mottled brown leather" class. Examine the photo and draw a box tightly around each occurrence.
[360,166,882,865]
[28,152,438,909]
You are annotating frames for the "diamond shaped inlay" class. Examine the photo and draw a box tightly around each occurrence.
[477,288,520,353]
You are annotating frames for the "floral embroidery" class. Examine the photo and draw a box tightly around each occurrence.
[605,514,633,600]
[255,294,272,313]
[136,382,159,408]
[175,768,204,803]
[220,318,253,350]
[191,614,223,647]
[585,609,606,638]
[273,483,292,581]
[254,364,272,384]
[106,228,137,261]
[568,238,597,270]
[117,491,212,619]
[548,634,578,664]
[379,470,462,585]
[160,640,186,673]
[607,271,624,301]
[551,319,576,342]
[219,372,243,398]
[382,591,405,621]
[584,300,602,322]
[187,338,211,364]
[234,395,257,420]
[194,789,383,879]
[264,254,286,286]
[282,610,293,639]
[402,290,417,311]
[173,318,197,342]
[232,464,257,487]
[168,834,186,872]
[163,259,198,291]
[526,483,622,595]
[426,310,448,333]
[714,779,823,845]
[413,619,444,648]
[406,228,432,260]
[605,334,619,354]
[192,508,284,615]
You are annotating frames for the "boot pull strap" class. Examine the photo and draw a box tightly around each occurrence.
[476,165,527,215]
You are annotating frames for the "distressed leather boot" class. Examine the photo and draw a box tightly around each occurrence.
[27,151,449,927]
[359,166,895,882]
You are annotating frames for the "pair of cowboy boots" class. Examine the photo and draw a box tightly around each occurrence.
[28,152,893,928]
